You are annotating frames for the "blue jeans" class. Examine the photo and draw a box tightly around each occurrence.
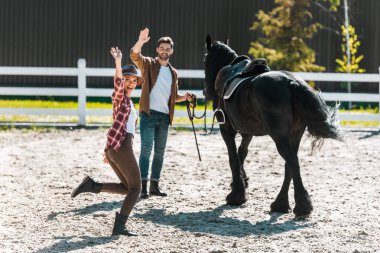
[139,110,169,181]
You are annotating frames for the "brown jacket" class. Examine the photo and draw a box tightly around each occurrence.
[130,50,178,125]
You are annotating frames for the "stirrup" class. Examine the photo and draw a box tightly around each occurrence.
[213,108,225,124]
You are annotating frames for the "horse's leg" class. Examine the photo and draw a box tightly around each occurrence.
[272,133,313,216]
[270,130,303,213]
[238,133,253,188]
[220,127,247,205]
[270,162,292,213]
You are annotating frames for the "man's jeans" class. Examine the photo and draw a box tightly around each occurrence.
[139,110,169,181]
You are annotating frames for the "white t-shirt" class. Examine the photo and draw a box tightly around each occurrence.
[149,66,172,114]
[126,100,138,134]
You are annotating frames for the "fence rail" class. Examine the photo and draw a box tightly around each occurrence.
[1,59,380,127]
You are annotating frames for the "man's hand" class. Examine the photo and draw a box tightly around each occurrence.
[132,28,150,54]
[138,28,151,44]
[185,92,195,102]
[176,92,195,103]
[110,47,122,61]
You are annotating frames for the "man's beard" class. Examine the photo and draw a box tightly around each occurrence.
[158,53,170,61]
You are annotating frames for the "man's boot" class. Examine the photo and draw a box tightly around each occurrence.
[149,180,167,197]
[112,212,137,236]
[71,176,102,198]
[140,179,149,199]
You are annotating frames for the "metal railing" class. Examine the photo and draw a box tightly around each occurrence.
[0,59,380,127]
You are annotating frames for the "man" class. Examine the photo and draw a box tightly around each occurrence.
[130,28,192,198]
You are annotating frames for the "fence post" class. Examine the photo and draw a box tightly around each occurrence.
[78,59,86,126]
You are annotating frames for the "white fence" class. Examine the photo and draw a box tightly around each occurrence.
[0,59,380,127]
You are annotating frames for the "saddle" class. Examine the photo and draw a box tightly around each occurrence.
[220,57,271,99]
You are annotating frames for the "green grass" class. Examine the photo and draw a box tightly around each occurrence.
[0,99,378,127]
[339,107,379,127]
[340,107,378,114]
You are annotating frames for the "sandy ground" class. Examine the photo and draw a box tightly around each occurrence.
[0,127,379,253]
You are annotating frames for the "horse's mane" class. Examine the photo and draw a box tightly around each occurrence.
[211,41,238,64]
[204,41,239,100]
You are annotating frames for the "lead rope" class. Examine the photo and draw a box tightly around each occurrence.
[186,93,226,161]
[186,94,202,161]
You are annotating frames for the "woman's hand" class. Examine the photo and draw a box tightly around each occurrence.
[110,47,123,78]
[110,47,122,61]
[103,153,109,164]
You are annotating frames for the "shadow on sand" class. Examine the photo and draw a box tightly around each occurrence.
[39,201,124,253]
[47,200,122,220]
[43,202,310,251]
[134,205,311,237]
[32,235,117,253]
[358,129,380,139]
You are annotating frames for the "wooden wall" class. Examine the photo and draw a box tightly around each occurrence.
[0,0,378,90]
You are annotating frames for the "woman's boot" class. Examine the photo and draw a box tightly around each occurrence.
[140,179,148,199]
[71,176,102,198]
[112,212,137,236]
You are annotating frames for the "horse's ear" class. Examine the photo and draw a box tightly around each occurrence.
[224,37,229,46]
[206,34,212,51]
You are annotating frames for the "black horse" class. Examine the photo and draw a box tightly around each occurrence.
[204,35,342,216]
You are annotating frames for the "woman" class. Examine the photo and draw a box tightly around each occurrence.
[71,47,143,236]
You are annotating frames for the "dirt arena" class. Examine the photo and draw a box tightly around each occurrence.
[0,128,379,253]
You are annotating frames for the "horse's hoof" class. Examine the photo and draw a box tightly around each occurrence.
[226,192,246,206]
[293,203,313,217]
[293,191,313,216]
[294,214,310,220]
[270,201,291,214]
[226,198,246,206]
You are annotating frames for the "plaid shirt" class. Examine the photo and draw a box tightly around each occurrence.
[105,76,133,152]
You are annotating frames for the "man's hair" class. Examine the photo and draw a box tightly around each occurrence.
[157,37,174,49]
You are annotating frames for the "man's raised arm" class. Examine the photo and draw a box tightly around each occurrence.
[131,28,151,54]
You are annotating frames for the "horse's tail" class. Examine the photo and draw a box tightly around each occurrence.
[288,74,343,149]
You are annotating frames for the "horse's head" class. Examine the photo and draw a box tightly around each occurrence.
[204,34,237,100]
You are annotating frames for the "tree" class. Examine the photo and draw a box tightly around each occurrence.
[336,26,365,74]
[319,0,341,11]
[249,0,328,72]
[336,24,365,108]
